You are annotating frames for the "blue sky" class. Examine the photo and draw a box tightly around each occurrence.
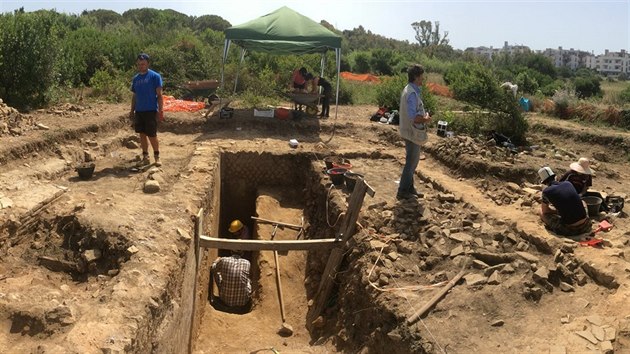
[2,0,628,54]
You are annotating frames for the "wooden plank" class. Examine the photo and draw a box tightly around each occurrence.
[406,269,467,325]
[308,179,372,323]
[251,216,303,230]
[199,236,339,251]
[188,208,204,354]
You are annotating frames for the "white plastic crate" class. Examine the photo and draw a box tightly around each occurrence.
[254,109,274,118]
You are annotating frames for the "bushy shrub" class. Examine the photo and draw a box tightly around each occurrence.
[618,84,630,103]
[0,11,60,108]
[574,76,601,98]
[89,69,129,102]
[551,88,578,118]
[444,61,527,143]
[515,71,539,94]
[336,79,354,105]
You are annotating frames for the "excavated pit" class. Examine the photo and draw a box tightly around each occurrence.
[14,215,131,282]
[193,151,344,353]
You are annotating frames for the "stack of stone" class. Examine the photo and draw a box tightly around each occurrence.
[0,98,35,136]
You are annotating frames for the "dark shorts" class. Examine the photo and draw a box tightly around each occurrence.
[293,82,305,90]
[543,214,592,236]
[134,111,158,137]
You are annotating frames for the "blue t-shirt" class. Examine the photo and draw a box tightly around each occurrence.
[131,69,163,112]
[542,181,587,224]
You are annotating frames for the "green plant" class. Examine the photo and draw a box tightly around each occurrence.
[0,11,61,108]
[551,88,577,118]
[88,69,128,102]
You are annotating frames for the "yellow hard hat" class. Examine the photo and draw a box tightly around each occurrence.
[229,220,243,233]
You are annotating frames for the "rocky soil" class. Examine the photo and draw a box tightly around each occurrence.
[0,101,628,353]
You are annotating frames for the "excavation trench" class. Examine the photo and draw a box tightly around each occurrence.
[192,151,341,353]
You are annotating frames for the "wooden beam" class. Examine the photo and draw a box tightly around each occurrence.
[308,178,373,323]
[406,269,466,325]
[199,235,339,251]
[251,216,303,230]
[189,208,204,354]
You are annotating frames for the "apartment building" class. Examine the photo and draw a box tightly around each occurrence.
[541,47,591,70]
[465,41,530,59]
[590,49,630,76]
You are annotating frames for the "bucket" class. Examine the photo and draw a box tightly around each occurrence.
[76,162,95,180]
[326,168,347,186]
[344,172,364,191]
[583,196,602,217]
[324,156,343,170]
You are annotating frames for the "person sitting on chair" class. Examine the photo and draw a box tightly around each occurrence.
[210,250,252,312]
[538,166,592,236]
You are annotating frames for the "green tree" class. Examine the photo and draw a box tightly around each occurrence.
[411,20,449,47]
[81,9,122,28]
[193,15,231,32]
[0,11,60,107]
[352,51,371,73]
[573,76,601,98]
[515,70,539,94]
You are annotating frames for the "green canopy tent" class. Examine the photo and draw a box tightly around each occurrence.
[221,6,342,118]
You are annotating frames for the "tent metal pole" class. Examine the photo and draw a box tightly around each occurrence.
[335,48,341,118]
[220,40,231,89]
[233,48,246,94]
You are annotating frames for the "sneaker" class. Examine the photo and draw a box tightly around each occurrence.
[154,156,162,167]
[137,156,150,167]
[409,190,424,198]
[396,193,412,200]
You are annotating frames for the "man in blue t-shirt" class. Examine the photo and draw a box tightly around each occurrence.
[538,167,591,236]
[130,53,163,167]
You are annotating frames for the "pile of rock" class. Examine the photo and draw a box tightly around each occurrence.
[0,99,36,136]
[430,135,520,164]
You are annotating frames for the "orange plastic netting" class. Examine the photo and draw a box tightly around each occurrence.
[426,82,453,98]
[340,72,381,83]
[163,95,206,112]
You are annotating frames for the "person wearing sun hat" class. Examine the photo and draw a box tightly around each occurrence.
[538,166,592,236]
[558,157,593,195]
[559,157,609,212]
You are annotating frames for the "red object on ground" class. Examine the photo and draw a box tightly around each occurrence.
[593,220,613,233]
[275,107,291,120]
[579,238,603,247]
[163,95,206,112]
[340,72,380,83]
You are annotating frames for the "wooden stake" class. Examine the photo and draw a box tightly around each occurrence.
[406,269,467,325]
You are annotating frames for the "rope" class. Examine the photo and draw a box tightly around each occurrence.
[325,183,345,227]
[366,233,447,353]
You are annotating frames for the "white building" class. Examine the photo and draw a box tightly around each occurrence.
[541,47,591,70]
[465,41,530,60]
[593,50,630,76]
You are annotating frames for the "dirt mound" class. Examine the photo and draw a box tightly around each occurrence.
[0,99,37,136]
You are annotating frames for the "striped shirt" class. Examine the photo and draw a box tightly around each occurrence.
[212,255,252,307]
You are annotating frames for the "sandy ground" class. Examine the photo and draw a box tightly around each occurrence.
[0,101,629,353]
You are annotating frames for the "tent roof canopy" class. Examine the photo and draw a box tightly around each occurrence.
[224,6,341,54]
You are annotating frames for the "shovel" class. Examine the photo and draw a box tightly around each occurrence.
[592,220,613,235]
[270,224,293,337]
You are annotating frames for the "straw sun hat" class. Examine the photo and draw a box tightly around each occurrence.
[570,157,593,175]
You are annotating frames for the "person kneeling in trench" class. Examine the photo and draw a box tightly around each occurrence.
[538,166,592,236]
[210,250,252,314]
